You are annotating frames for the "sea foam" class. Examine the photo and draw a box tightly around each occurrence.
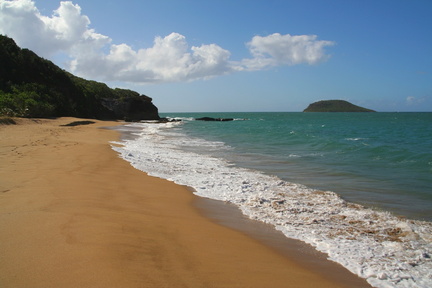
[111,121,432,288]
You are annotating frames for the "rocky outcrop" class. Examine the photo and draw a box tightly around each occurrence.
[304,100,375,112]
[0,34,160,120]
[195,117,234,121]
[101,96,159,121]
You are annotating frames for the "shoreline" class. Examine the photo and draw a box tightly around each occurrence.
[0,117,370,287]
[193,197,370,287]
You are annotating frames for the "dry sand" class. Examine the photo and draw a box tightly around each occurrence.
[0,117,370,288]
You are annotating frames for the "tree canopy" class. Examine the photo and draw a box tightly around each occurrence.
[0,35,157,119]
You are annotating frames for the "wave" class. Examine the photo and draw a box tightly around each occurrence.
[111,121,432,288]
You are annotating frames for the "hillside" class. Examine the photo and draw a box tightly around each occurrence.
[0,35,159,120]
[303,100,375,112]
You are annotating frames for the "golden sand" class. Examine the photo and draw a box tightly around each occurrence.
[0,118,369,287]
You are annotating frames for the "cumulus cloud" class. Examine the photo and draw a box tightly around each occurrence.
[67,32,233,83]
[240,33,335,70]
[0,0,110,58]
[0,0,334,83]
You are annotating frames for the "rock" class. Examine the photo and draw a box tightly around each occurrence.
[195,117,234,121]
[101,96,159,121]
[157,118,182,123]
[61,121,95,127]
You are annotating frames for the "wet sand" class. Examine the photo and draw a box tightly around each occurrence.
[0,117,371,287]
[194,197,371,287]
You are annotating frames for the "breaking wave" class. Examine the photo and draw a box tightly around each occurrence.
[111,120,432,288]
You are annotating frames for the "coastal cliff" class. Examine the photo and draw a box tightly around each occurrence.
[0,35,159,120]
[304,100,375,112]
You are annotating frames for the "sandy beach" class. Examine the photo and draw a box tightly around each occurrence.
[0,117,370,288]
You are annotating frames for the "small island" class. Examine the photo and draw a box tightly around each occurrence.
[303,100,375,112]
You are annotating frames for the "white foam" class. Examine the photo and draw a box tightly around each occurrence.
[111,122,432,288]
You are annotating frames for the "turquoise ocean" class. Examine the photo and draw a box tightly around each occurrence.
[162,112,432,221]
[112,112,432,288]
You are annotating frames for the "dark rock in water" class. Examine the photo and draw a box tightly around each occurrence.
[196,117,234,121]
[157,118,182,123]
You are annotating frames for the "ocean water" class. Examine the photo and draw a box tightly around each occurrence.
[111,112,432,288]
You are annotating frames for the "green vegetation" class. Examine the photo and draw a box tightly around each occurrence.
[0,35,158,120]
[303,100,375,112]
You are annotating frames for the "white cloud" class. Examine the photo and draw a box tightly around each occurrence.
[406,96,429,106]
[0,0,334,84]
[0,0,110,58]
[406,96,416,104]
[68,32,233,83]
[240,33,335,70]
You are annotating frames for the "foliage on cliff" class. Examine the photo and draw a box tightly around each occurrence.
[0,35,159,120]
[303,100,375,112]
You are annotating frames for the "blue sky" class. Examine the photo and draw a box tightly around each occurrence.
[1,0,431,112]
